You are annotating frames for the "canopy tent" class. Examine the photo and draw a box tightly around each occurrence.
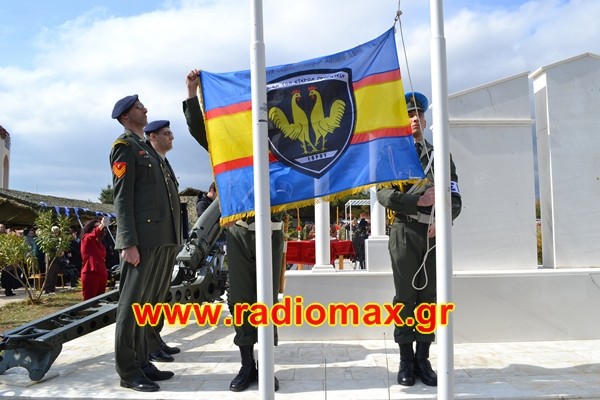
[344,199,371,241]
[0,188,115,228]
[344,199,370,223]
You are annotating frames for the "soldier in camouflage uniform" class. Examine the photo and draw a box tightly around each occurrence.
[183,70,282,393]
[377,92,462,387]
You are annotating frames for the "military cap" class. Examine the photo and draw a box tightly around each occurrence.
[405,92,429,112]
[111,94,139,119]
[144,120,170,134]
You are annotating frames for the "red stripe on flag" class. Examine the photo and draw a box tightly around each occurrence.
[206,100,252,120]
[353,70,401,91]
[213,156,253,175]
[351,126,413,144]
[214,153,279,175]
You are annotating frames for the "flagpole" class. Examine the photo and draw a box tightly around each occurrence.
[430,0,454,399]
[250,1,275,399]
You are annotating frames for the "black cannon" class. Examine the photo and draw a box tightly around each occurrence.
[0,199,226,381]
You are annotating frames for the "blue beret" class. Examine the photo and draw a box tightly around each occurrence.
[144,120,170,134]
[111,94,139,119]
[405,92,429,112]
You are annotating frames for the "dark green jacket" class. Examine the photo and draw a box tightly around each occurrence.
[110,130,182,250]
[183,96,208,151]
[377,139,462,221]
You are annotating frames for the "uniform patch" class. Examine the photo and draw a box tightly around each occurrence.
[112,138,129,148]
[112,162,127,179]
[450,181,461,195]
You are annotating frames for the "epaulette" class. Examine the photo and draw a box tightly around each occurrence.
[112,138,129,148]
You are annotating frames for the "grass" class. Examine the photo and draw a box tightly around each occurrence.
[0,288,85,332]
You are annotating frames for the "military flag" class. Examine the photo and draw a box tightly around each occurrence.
[198,27,424,223]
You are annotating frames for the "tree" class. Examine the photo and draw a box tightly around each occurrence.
[0,233,37,302]
[99,184,114,204]
[34,210,72,299]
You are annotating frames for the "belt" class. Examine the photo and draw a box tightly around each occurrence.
[396,212,434,225]
[235,220,283,231]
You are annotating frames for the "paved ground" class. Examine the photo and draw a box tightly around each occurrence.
[1,289,599,400]
[0,287,34,307]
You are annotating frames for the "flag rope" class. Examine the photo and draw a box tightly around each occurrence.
[394,6,437,290]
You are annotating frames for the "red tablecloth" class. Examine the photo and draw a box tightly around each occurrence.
[285,240,355,265]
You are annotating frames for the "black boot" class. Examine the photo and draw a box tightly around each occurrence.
[255,361,280,392]
[415,341,437,386]
[397,343,415,386]
[230,345,258,392]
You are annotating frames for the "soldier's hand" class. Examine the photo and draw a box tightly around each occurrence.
[186,69,200,98]
[223,220,237,228]
[121,246,140,267]
[427,223,436,238]
[417,186,435,207]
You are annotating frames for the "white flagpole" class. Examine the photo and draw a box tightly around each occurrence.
[249,1,275,399]
[430,0,454,399]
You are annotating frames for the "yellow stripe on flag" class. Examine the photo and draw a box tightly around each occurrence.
[207,110,253,166]
[354,79,409,134]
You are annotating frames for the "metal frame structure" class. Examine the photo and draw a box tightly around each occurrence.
[344,199,370,241]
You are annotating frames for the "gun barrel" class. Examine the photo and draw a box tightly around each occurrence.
[176,198,222,268]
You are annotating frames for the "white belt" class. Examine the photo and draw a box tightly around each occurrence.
[235,220,283,231]
[407,212,434,224]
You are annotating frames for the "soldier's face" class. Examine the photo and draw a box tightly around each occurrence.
[408,110,426,140]
[152,127,174,153]
[125,101,148,127]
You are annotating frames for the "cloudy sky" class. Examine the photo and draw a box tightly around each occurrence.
[1,0,598,202]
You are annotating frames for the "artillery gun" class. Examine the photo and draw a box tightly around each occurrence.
[0,199,226,381]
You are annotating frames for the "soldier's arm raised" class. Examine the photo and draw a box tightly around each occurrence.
[183,69,209,151]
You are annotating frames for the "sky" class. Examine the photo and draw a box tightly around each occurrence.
[1,0,599,202]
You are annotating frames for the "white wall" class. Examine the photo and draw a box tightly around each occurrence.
[281,54,600,343]
[448,73,538,270]
[532,54,600,267]
[281,269,600,343]
[0,138,8,189]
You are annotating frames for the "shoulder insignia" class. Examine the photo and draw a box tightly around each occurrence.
[112,138,129,148]
[112,161,127,179]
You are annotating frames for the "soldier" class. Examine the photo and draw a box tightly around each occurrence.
[183,69,282,393]
[110,95,182,392]
[377,92,462,387]
[143,119,183,364]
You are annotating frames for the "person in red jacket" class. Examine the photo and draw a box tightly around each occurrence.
[80,216,109,300]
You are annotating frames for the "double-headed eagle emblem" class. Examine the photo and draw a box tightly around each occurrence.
[269,85,346,154]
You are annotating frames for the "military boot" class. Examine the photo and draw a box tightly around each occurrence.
[414,341,437,386]
[230,345,258,392]
[397,343,416,386]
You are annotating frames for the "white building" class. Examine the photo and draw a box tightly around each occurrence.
[0,125,10,189]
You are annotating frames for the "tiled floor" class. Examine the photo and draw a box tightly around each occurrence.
[1,315,600,400]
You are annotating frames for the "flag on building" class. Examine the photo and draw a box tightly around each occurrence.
[199,27,424,223]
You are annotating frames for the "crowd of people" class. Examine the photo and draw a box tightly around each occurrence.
[0,221,119,298]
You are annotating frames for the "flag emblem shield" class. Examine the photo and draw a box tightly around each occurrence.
[267,69,355,178]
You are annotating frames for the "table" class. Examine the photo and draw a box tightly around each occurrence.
[285,240,356,269]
